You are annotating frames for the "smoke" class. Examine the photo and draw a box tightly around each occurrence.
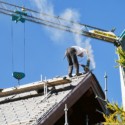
[60,9,80,22]
[73,33,96,69]
[30,0,96,69]
[51,8,80,43]
[32,0,54,15]
[83,39,96,69]
[30,0,80,42]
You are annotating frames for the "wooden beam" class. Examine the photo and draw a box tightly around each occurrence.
[0,77,71,97]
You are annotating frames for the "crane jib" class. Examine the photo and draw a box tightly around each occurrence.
[0,0,120,46]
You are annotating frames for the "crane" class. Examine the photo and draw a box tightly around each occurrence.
[0,1,120,46]
[0,1,125,109]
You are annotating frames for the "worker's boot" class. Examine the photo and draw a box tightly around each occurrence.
[68,65,73,77]
[74,63,82,76]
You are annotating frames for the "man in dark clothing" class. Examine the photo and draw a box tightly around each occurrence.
[65,46,87,77]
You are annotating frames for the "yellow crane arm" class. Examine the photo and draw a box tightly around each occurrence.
[0,1,120,45]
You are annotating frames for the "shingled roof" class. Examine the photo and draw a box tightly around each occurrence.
[0,72,106,125]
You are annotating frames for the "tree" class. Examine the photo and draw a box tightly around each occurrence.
[116,46,125,67]
[103,46,125,124]
[103,103,125,124]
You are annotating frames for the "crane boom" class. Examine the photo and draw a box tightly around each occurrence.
[0,1,120,45]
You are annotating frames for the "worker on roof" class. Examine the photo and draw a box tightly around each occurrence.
[65,46,87,77]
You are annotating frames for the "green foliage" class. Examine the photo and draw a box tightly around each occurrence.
[103,103,125,124]
[116,47,125,67]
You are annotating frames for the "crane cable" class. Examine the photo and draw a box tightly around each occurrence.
[23,22,26,73]
[11,21,14,72]
[11,21,26,83]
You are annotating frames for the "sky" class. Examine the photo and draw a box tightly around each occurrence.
[0,0,125,106]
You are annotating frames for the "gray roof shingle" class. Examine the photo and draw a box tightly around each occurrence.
[0,74,85,125]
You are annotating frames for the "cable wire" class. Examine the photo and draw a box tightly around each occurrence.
[11,21,14,72]
[23,22,26,73]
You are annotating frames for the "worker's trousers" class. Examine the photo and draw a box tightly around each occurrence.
[66,47,79,76]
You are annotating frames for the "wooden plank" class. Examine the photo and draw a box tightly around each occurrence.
[0,77,71,97]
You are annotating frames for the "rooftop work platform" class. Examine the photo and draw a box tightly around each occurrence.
[0,72,106,125]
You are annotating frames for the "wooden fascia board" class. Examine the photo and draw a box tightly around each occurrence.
[90,74,106,112]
